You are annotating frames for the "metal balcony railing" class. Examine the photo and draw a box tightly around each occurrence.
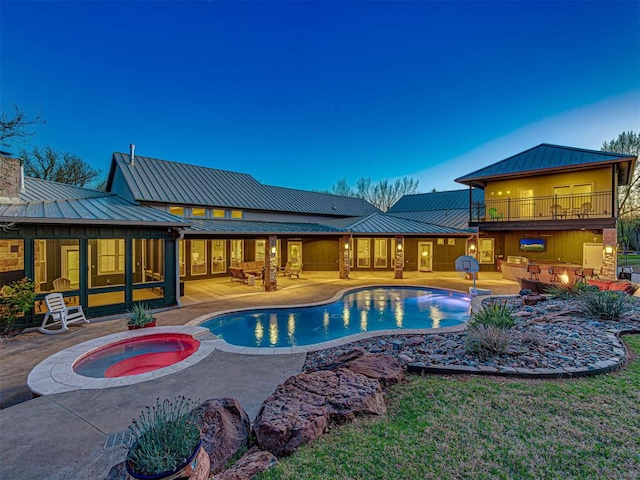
[470,191,614,222]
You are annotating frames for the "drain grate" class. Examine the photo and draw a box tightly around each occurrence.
[104,430,131,449]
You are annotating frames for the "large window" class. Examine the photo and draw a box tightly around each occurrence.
[255,240,266,262]
[231,240,244,266]
[211,240,226,273]
[190,240,207,275]
[357,239,370,268]
[133,239,165,284]
[89,239,125,286]
[374,239,387,268]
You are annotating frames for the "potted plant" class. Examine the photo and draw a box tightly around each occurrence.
[0,278,36,336]
[125,396,210,479]
[127,302,156,330]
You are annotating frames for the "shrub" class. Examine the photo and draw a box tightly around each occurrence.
[124,396,201,477]
[465,324,512,359]
[575,289,631,321]
[546,282,598,300]
[0,278,36,334]
[468,300,515,330]
[127,302,155,327]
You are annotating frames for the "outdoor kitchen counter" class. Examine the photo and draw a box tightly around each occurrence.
[501,261,584,284]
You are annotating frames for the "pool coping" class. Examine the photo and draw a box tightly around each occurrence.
[27,326,222,396]
[187,284,479,355]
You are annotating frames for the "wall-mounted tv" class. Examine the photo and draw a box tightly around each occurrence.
[519,238,545,252]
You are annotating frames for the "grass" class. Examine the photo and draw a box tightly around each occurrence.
[258,335,640,480]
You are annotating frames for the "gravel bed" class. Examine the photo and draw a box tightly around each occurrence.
[303,296,640,374]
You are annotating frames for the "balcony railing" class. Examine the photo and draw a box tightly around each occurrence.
[471,191,613,223]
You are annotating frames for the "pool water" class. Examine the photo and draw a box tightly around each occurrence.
[202,287,470,348]
[73,333,200,378]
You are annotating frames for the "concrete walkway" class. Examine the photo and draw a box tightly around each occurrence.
[0,272,519,479]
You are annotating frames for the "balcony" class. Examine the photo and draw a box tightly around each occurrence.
[470,191,615,229]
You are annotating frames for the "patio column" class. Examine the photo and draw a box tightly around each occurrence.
[339,235,350,279]
[265,235,278,291]
[601,228,617,280]
[394,236,404,279]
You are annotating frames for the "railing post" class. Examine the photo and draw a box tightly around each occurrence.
[507,198,511,220]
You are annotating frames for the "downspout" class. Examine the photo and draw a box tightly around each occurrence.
[175,229,184,308]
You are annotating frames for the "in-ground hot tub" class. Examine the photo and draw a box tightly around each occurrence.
[73,333,200,378]
[28,326,218,396]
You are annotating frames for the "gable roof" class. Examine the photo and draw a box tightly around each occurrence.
[319,213,470,234]
[387,210,474,231]
[107,152,380,217]
[389,189,483,212]
[455,144,636,187]
[0,177,188,227]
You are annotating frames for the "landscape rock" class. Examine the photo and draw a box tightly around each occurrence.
[253,368,385,456]
[212,447,277,480]
[194,398,251,475]
[340,353,404,387]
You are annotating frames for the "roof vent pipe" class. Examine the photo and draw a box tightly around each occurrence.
[129,144,135,166]
[19,161,25,193]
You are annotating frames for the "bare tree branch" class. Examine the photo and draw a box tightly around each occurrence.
[0,105,45,148]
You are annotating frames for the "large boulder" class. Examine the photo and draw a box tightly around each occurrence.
[194,398,252,475]
[253,368,385,456]
[212,447,277,480]
[308,349,405,387]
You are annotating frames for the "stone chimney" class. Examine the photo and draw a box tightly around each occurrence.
[0,154,24,204]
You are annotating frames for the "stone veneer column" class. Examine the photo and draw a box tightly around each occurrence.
[601,228,617,280]
[394,236,404,279]
[339,235,350,279]
[264,235,278,291]
[0,156,21,200]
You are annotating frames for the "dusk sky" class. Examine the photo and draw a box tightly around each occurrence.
[2,1,639,193]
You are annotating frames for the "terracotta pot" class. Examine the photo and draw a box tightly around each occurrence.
[126,440,210,480]
[127,319,157,330]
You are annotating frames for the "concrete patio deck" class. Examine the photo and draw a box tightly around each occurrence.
[0,271,518,480]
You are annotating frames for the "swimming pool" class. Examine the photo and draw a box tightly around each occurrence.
[202,286,471,348]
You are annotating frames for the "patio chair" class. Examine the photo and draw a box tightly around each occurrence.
[281,261,293,276]
[576,202,592,219]
[38,292,89,335]
[548,266,558,283]
[488,208,503,220]
[527,264,540,281]
[52,277,71,290]
[550,204,566,219]
[575,267,595,283]
[287,263,302,279]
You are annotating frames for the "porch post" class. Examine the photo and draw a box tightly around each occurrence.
[339,235,350,279]
[601,228,617,280]
[265,235,278,291]
[394,236,404,279]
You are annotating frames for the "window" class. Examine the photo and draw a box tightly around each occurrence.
[213,209,225,218]
[190,240,207,275]
[169,206,185,216]
[255,239,266,262]
[357,239,370,268]
[374,239,387,268]
[97,239,125,274]
[448,238,456,246]
[230,240,244,266]
[179,241,185,277]
[191,207,206,217]
[211,240,226,272]
[437,238,445,245]
[231,210,243,219]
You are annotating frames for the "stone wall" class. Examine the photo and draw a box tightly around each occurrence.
[0,240,24,273]
[0,156,21,200]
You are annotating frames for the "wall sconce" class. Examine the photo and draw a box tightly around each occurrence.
[604,244,615,256]
[271,246,277,254]
[469,244,477,253]
[344,243,349,250]
[396,244,403,251]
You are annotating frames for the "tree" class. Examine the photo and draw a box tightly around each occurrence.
[328,176,419,212]
[20,145,101,187]
[602,130,640,252]
[0,105,45,149]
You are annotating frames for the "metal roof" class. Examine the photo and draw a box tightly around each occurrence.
[188,219,341,235]
[20,178,108,202]
[389,189,483,212]
[108,152,380,217]
[387,210,475,231]
[0,177,188,227]
[455,144,636,186]
[320,213,469,235]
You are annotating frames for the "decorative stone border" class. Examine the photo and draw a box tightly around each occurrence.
[187,284,472,355]
[27,326,220,396]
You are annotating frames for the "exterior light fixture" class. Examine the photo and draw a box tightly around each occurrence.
[604,244,615,256]
[271,246,277,254]
[397,244,403,251]
[469,244,477,252]
[344,243,349,250]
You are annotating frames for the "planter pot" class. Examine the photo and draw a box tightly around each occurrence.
[127,319,157,330]
[126,439,210,480]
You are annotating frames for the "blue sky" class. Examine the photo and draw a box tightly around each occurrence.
[2,1,639,192]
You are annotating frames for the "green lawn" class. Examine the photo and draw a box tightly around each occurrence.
[258,335,640,480]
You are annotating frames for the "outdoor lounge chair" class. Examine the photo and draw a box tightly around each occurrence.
[281,261,292,276]
[287,263,302,279]
[38,292,89,334]
[488,208,503,220]
[230,267,250,284]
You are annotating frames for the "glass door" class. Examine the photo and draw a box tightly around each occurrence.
[288,241,302,268]
[418,242,432,272]
[61,246,80,288]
